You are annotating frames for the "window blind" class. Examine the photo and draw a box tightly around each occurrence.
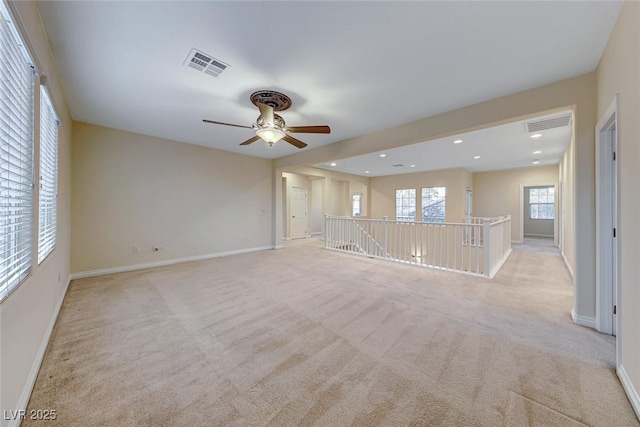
[0,4,35,300]
[38,87,58,264]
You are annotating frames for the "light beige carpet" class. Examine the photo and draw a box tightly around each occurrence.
[25,238,639,426]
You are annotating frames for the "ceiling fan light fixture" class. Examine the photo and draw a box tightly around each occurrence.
[256,127,285,145]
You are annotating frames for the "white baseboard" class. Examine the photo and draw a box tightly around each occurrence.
[571,308,596,329]
[561,250,574,278]
[70,246,274,280]
[618,364,640,421]
[524,233,554,238]
[10,276,71,427]
[311,232,322,236]
[512,239,523,244]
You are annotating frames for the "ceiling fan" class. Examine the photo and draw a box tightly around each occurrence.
[203,90,330,149]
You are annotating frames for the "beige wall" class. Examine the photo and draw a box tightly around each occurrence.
[370,168,470,222]
[474,166,559,243]
[71,122,273,273]
[597,0,640,416]
[559,130,575,275]
[310,179,323,234]
[0,1,72,423]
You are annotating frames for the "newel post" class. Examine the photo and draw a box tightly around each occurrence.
[324,215,329,248]
[382,216,388,259]
[483,218,491,277]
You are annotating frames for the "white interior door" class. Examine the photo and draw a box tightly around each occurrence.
[291,187,308,239]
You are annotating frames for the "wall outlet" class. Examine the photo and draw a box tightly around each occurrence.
[132,246,138,254]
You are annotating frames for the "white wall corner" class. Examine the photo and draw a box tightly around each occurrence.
[70,246,274,280]
[618,365,640,421]
[571,307,596,329]
[561,250,574,277]
[10,276,71,427]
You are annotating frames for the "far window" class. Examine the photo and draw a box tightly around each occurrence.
[395,189,416,222]
[38,87,59,264]
[352,193,362,216]
[529,187,555,220]
[421,187,446,222]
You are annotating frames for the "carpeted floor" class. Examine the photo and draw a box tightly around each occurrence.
[25,238,639,426]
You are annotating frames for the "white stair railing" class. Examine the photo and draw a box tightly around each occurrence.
[325,215,512,278]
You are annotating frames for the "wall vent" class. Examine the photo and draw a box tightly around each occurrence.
[184,48,229,77]
[525,114,571,133]
[392,164,404,167]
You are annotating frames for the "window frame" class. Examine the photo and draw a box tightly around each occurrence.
[351,192,362,217]
[395,188,416,222]
[421,186,446,223]
[37,85,59,264]
[528,186,555,220]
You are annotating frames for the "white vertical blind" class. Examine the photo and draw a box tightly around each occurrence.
[38,87,58,264]
[0,3,35,300]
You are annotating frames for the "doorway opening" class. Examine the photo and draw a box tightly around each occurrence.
[521,184,557,247]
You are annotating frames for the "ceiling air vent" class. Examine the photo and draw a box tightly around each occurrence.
[525,114,571,133]
[392,164,404,168]
[184,48,229,78]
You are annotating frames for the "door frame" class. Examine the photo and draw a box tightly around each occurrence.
[595,96,619,345]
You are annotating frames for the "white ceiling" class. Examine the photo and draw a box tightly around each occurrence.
[313,110,572,177]
[36,1,621,160]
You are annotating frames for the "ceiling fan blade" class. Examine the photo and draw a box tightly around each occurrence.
[239,135,261,146]
[283,134,307,149]
[257,102,275,126]
[286,125,331,134]
[203,119,253,129]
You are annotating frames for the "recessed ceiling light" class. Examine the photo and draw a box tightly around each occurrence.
[453,139,463,144]
[410,164,416,168]
[473,155,481,159]
[379,154,386,158]
[330,162,337,166]
[533,150,542,154]
[532,160,540,164]
[531,133,542,138]
[365,170,370,174]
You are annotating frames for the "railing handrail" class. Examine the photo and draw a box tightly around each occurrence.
[325,215,502,227]
[488,216,511,226]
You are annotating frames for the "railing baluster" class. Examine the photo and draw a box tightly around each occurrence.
[453,225,456,270]
[445,225,449,270]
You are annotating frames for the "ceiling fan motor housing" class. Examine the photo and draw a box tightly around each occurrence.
[257,114,285,130]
